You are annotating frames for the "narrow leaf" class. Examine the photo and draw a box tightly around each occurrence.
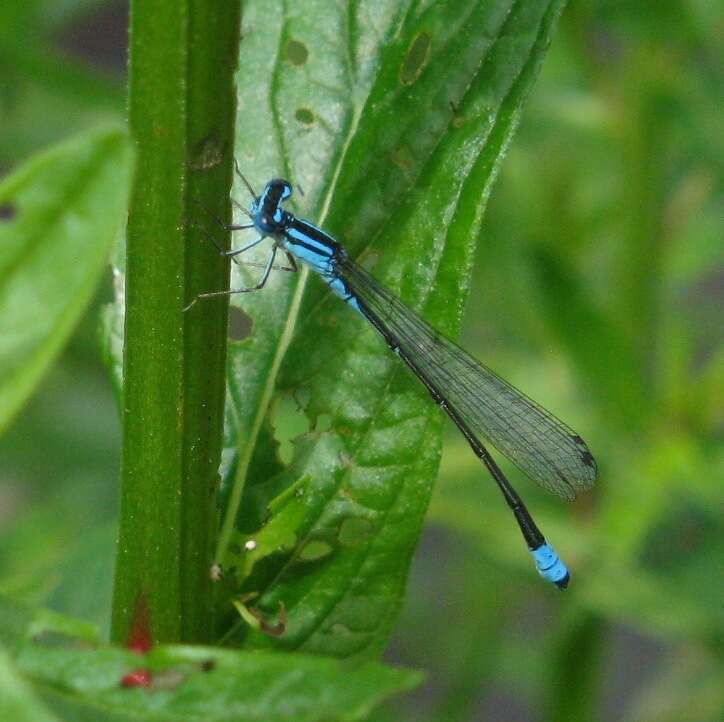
[0,127,132,435]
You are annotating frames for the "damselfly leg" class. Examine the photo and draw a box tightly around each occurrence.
[183,244,280,312]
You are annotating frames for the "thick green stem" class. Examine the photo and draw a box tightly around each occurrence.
[111,0,240,645]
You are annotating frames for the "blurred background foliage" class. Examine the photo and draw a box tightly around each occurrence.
[0,1,721,721]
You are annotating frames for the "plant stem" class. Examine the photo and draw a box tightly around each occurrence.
[111,0,240,645]
[544,611,605,722]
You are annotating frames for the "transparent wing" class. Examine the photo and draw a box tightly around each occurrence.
[340,258,597,500]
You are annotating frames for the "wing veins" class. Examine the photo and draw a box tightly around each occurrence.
[339,258,597,499]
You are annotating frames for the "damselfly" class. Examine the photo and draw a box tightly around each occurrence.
[187,176,597,588]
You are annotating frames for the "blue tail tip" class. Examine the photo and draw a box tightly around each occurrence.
[530,543,570,590]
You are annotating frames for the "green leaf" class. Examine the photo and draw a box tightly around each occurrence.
[1,596,421,722]
[23,646,420,722]
[0,596,99,652]
[530,245,649,430]
[218,0,568,656]
[0,127,132,435]
[0,646,59,722]
[98,264,124,408]
[235,475,314,577]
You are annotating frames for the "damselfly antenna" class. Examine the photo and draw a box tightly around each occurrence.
[234,158,257,200]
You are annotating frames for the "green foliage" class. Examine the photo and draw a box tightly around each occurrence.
[0,0,722,721]
[0,1,124,163]
[0,648,59,722]
[0,128,131,434]
[218,0,568,658]
[0,595,421,722]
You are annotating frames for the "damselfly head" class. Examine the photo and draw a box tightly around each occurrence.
[265,178,293,202]
[254,178,293,233]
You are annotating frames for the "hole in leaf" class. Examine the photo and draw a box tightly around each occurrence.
[400,31,431,85]
[285,39,309,66]
[295,107,315,125]
[293,386,311,411]
[264,528,299,555]
[273,394,311,464]
[330,623,352,635]
[228,305,253,341]
[360,251,380,271]
[450,100,465,128]
[391,144,414,177]
[298,539,334,562]
[0,202,16,221]
[338,517,374,546]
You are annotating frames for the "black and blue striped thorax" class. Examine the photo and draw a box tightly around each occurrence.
[252,177,293,234]
[251,178,346,278]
